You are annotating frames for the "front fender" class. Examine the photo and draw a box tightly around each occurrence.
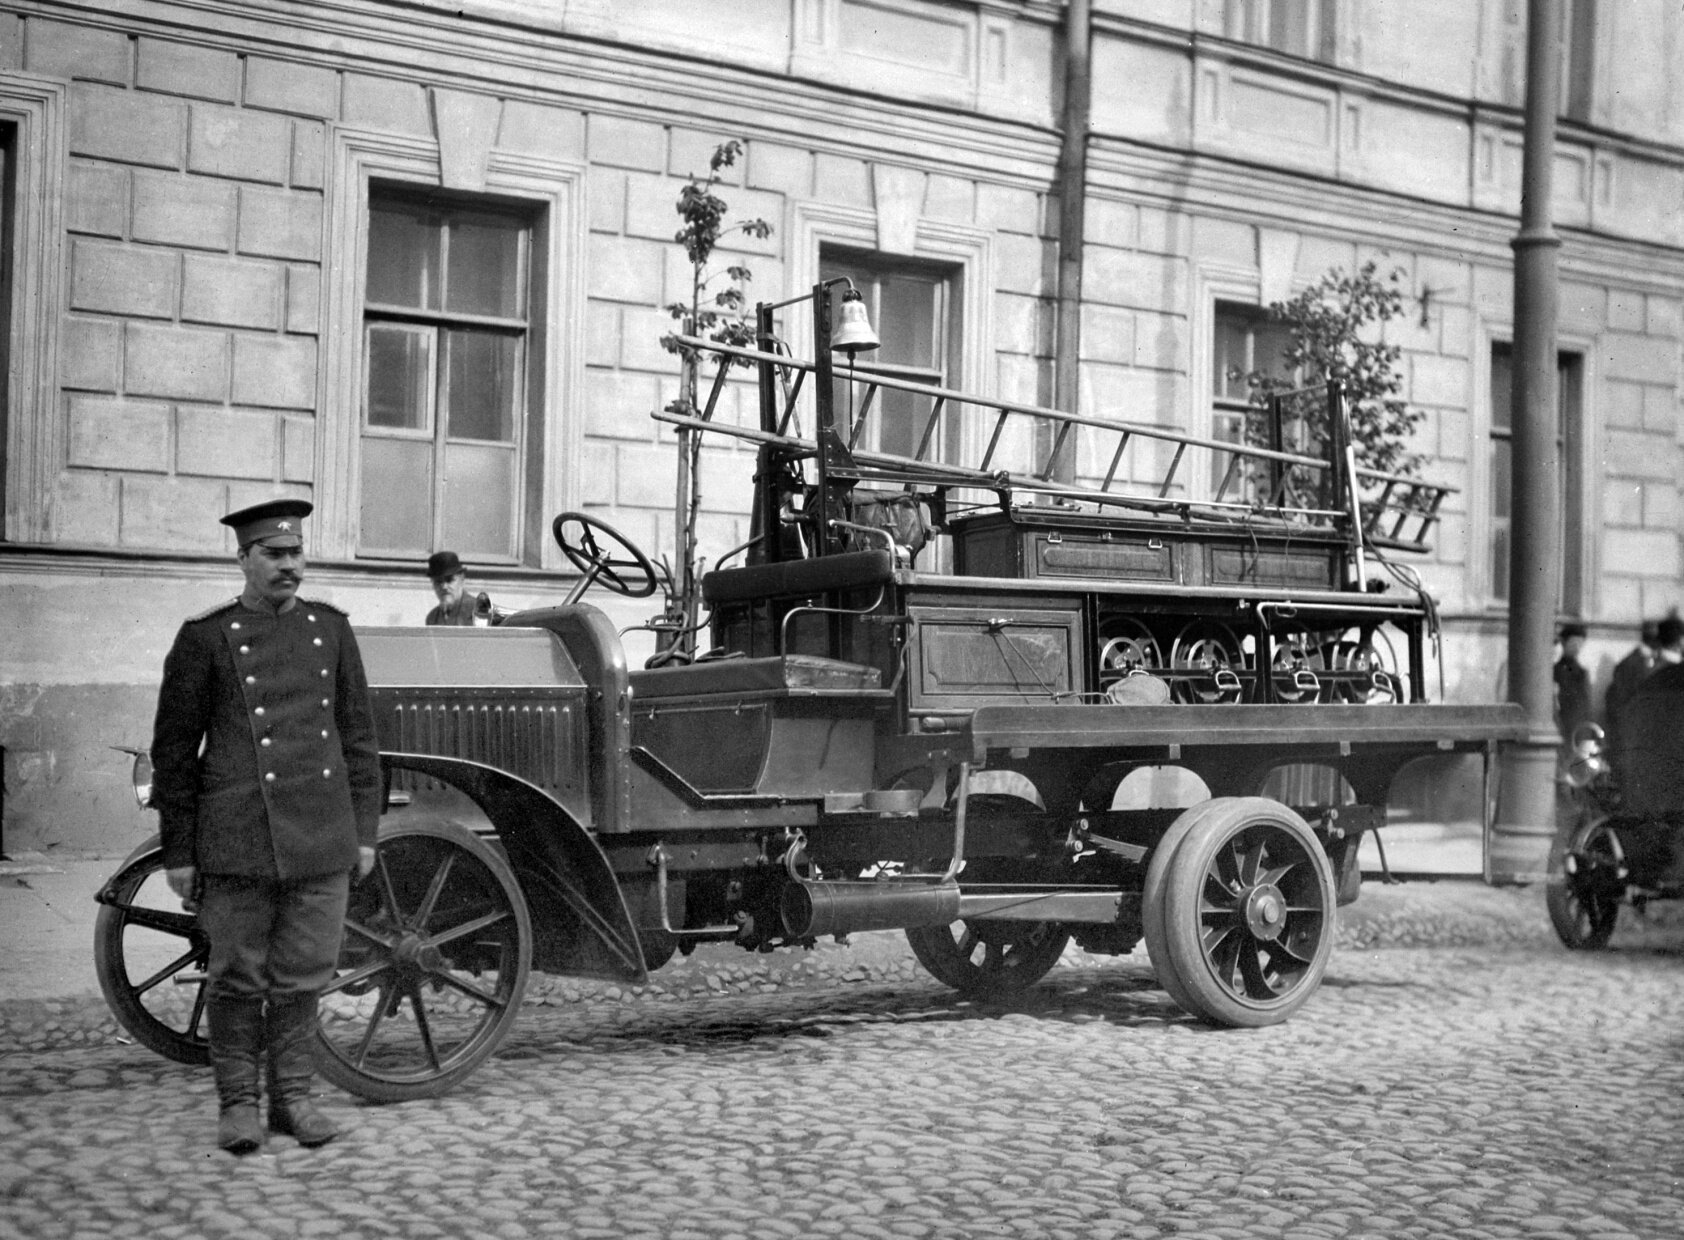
[382,752,647,985]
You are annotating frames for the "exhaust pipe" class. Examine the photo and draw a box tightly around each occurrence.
[781,879,960,939]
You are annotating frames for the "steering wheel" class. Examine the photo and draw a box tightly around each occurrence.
[552,511,660,602]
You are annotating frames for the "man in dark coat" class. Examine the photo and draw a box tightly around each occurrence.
[1553,621,1591,745]
[151,498,382,1154]
[425,549,487,625]
[1604,619,1659,776]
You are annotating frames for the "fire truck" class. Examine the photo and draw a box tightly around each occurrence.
[97,280,1525,1101]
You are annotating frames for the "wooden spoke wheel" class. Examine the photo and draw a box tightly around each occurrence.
[905,797,1070,1000]
[1325,628,1404,704]
[906,919,1070,1000]
[1546,817,1625,951]
[1169,621,1245,704]
[93,839,211,1065]
[314,818,532,1103]
[1150,797,1335,1027]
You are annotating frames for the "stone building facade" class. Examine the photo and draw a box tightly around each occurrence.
[1,0,1680,853]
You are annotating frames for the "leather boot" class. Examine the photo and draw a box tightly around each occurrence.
[208,996,266,1155]
[265,993,340,1147]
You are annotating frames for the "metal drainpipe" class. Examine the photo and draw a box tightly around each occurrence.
[1488,0,1563,885]
[1051,0,1092,480]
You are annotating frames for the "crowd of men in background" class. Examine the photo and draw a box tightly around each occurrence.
[1554,613,1684,753]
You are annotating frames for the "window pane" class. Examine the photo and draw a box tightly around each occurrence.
[360,438,434,552]
[1269,0,1311,55]
[1490,436,1511,601]
[447,214,524,318]
[443,443,517,558]
[1492,523,1510,602]
[1213,314,1248,398]
[877,276,938,371]
[445,330,519,442]
[367,202,440,310]
[366,325,432,430]
[1490,344,1512,432]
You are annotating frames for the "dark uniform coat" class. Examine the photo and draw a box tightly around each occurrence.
[151,597,382,880]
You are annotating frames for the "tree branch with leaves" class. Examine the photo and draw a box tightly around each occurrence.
[1239,261,1426,511]
[655,140,772,661]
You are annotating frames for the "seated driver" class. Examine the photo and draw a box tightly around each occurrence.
[424,551,500,626]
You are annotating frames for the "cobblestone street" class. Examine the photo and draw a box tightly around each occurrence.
[2,884,1682,1240]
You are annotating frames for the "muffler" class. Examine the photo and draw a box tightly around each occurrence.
[781,879,960,939]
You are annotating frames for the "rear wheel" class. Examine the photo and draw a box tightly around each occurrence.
[93,839,211,1065]
[906,919,1070,999]
[314,818,532,1102]
[1546,817,1624,951]
[1154,798,1335,1027]
[1141,800,1229,1015]
[905,795,1070,999]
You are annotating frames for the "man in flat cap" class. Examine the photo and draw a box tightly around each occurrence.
[425,550,498,625]
[150,498,381,1154]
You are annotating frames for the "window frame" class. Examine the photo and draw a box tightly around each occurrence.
[319,125,585,568]
[1479,330,1594,619]
[818,247,957,461]
[358,186,535,561]
[0,74,66,545]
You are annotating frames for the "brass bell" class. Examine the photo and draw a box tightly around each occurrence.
[831,288,880,355]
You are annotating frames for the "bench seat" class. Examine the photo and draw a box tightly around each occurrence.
[700,549,895,605]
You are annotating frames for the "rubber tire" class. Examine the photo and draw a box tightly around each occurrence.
[1157,797,1336,1028]
[1141,799,1233,1017]
[1545,817,1622,951]
[93,838,211,1066]
[313,817,532,1103]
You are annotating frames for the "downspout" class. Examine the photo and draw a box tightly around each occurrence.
[1488,0,1562,885]
[1051,0,1092,480]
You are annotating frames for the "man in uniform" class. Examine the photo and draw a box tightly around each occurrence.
[150,498,382,1154]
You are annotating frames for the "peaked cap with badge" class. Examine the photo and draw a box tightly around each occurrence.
[223,497,312,549]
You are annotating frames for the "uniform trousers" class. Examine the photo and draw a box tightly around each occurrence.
[200,872,350,1001]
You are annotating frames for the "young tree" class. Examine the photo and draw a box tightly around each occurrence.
[1239,261,1426,507]
[656,140,772,661]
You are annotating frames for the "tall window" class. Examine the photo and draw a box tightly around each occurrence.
[1560,0,1596,121]
[1489,342,1583,612]
[1212,302,1293,497]
[818,251,955,461]
[1225,0,1337,62]
[360,188,533,560]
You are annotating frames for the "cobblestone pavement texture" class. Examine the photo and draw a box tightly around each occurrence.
[2,881,1681,1240]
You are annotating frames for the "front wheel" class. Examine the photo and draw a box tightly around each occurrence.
[314,817,533,1103]
[1546,817,1625,951]
[1152,797,1335,1027]
[93,838,211,1065]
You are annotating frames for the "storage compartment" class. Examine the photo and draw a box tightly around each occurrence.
[906,603,1082,712]
[1205,541,1339,590]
